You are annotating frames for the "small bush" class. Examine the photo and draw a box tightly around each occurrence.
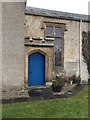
[71,75,81,85]
[52,75,65,92]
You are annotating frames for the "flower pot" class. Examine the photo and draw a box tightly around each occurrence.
[52,85,62,92]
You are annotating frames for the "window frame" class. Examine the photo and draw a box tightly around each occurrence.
[44,22,65,67]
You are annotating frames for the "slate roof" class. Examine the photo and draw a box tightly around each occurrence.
[26,6,89,22]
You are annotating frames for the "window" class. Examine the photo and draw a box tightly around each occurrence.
[55,37,62,66]
[55,27,62,37]
[45,26,53,37]
[44,22,64,66]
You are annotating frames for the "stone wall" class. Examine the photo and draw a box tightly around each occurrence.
[80,22,88,81]
[2,2,25,91]
[25,13,88,82]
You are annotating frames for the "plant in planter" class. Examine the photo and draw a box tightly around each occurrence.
[72,75,81,85]
[52,76,65,92]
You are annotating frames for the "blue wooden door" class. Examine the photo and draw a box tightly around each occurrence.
[28,52,45,86]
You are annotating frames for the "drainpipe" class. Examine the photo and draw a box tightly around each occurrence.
[79,20,82,79]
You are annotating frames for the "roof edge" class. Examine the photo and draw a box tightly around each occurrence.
[25,6,89,22]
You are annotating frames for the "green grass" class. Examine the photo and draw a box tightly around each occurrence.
[2,86,88,118]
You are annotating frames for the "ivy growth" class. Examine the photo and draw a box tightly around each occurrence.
[82,31,90,74]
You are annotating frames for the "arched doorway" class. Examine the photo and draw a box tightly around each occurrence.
[28,52,45,86]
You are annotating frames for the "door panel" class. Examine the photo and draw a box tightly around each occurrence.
[28,52,45,86]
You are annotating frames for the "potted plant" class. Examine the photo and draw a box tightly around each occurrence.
[72,75,81,85]
[52,76,65,92]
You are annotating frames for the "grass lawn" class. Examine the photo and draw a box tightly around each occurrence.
[2,85,88,118]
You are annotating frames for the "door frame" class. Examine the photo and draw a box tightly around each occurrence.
[24,49,49,87]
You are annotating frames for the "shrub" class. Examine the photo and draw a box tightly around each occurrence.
[72,75,81,85]
[52,75,65,92]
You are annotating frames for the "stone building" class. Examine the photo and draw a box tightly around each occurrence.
[1,4,89,98]
[25,7,89,87]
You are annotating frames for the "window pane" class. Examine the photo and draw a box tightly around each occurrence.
[45,26,53,37]
[55,38,62,66]
[55,27,62,37]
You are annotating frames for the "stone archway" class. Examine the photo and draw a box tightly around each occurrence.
[24,49,49,87]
